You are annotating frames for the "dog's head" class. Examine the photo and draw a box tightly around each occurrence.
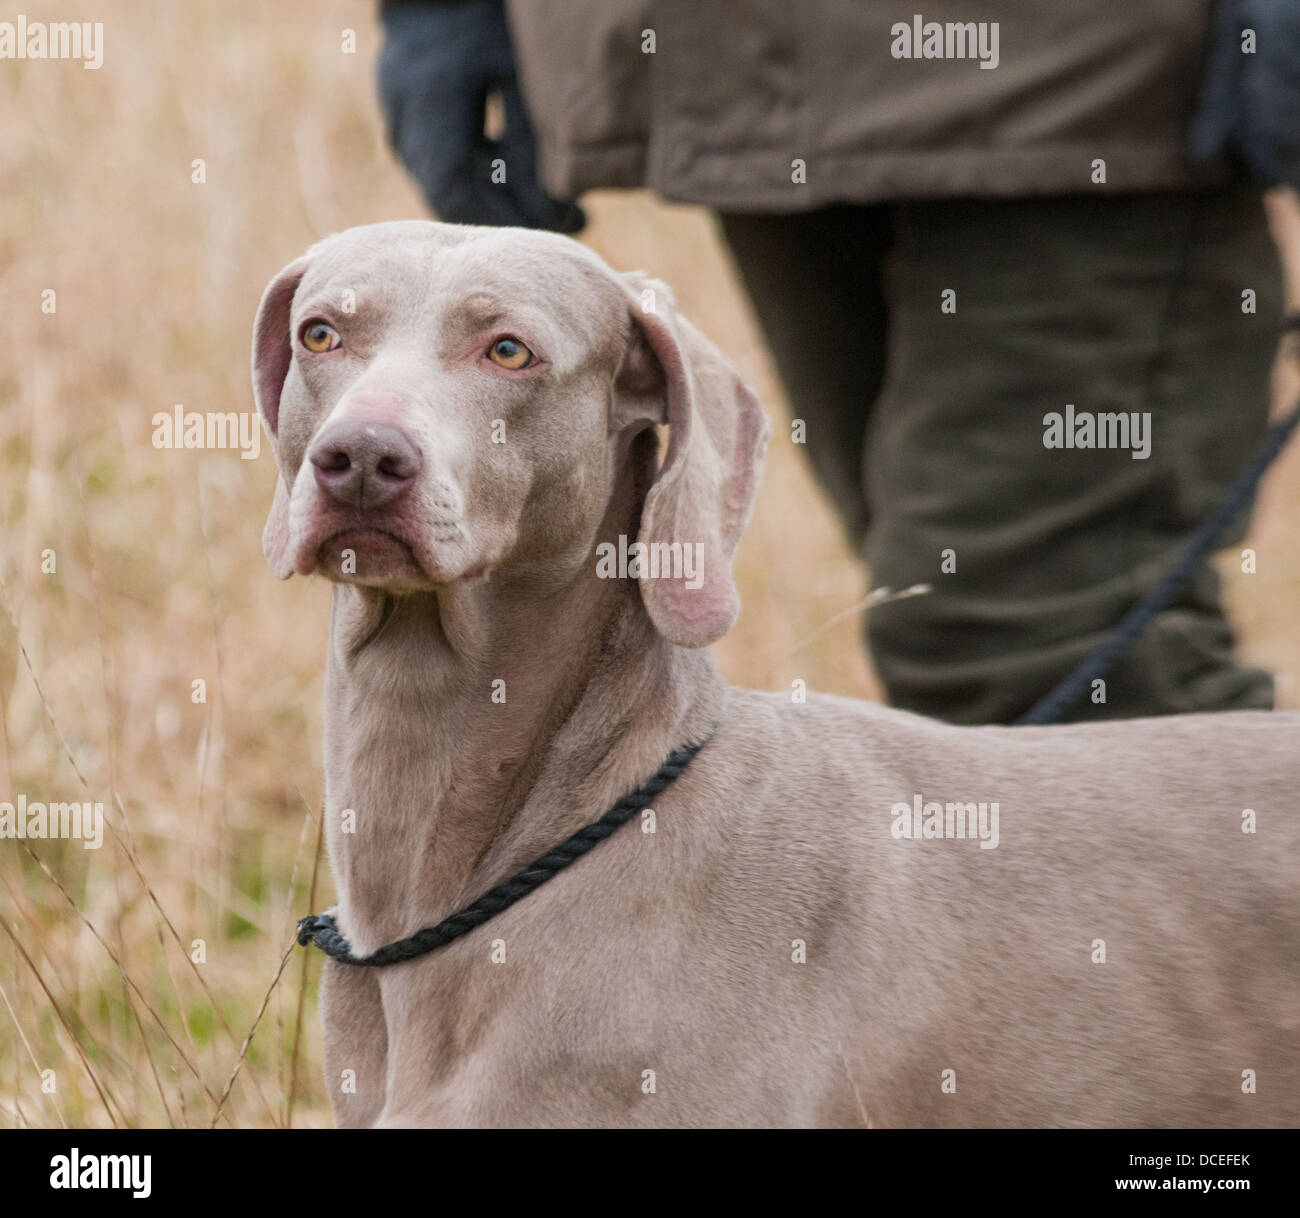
[252,221,768,647]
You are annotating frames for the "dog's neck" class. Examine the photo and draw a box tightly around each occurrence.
[320,538,722,956]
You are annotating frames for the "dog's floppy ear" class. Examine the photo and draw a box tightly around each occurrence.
[251,255,312,580]
[614,273,769,648]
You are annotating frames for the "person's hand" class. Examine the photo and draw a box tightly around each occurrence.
[377,0,585,232]
[1190,0,1300,191]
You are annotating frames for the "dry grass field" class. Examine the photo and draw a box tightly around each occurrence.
[1,1,1298,1129]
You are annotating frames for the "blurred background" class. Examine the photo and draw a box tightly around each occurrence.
[0,0,1297,1128]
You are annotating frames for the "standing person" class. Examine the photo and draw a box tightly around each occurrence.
[376,0,1298,725]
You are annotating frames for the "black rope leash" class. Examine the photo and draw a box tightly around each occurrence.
[297,736,708,967]
[1016,396,1300,726]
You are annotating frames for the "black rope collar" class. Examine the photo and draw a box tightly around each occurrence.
[296,735,709,967]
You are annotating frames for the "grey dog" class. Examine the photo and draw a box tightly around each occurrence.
[254,221,1299,1128]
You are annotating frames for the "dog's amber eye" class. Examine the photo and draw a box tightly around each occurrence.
[300,321,340,353]
[487,337,533,369]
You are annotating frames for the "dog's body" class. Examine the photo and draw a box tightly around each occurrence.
[254,221,1299,1128]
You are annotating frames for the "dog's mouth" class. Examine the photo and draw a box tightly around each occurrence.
[308,526,426,586]
[298,517,481,591]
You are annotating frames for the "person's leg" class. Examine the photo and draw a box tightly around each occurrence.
[865,188,1279,724]
[717,205,891,552]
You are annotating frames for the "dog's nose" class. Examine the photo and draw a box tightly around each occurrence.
[309,420,422,509]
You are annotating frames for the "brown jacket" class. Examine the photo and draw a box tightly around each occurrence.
[506,0,1221,209]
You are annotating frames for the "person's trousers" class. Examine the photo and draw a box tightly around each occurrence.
[720,190,1280,724]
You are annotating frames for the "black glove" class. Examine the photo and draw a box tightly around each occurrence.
[377,0,585,232]
[1189,0,1300,190]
